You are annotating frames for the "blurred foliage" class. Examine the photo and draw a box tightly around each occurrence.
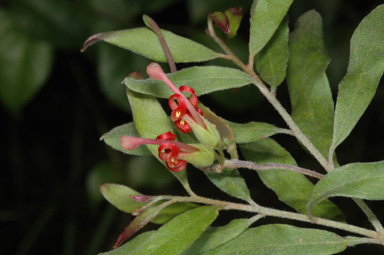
[1,0,383,254]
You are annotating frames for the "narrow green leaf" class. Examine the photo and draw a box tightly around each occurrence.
[287,10,335,158]
[205,168,252,203]
[106,206,219,255]
[240,140,344,221]
[98,231,155,255]
[249,0,293,57]
[124,66,253,98]
[101,122,151,156]
[100,184,143,213]
[182,217,258,255]
[0,9,53,115]
[332,5,384,153]
[307,161,384,215]
[114,202,172,247]
[100,183,198,224]
[225,120,285,144]
[255,16,289,88]
[127,90,190,188]
[203,224,350,255]
[82,27,220,63]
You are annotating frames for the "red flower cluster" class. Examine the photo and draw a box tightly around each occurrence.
[146,63,207,133]
[169,86,203,133]
[120,131,199,172]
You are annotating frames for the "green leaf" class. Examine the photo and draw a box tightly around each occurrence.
[99,231,155,255]
[0,9,53,116]
[331,5,384,153]
[202,224,351,255]
[249,0,293,57]
[124,66,253,98]
[287,10,334,158]
[100,183,198,224]
[114,201,173,247]
[225,120,286,144]
[240,139,344,221]
[205,168,252,203]
[126,90,191,192]
[82,27,220,63]
[182,217,258,255]
[150,202,199,225]
[255,16,289,88]
[102,206,219,255]
[307,161,384,215]
[100,183,143,213]
[225,7,243,38]
[102,122,151,156]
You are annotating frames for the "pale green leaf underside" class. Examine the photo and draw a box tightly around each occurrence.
[100,183,142,213]
[102,206,219,255]
[124,66,253,98]
[89,27,220,63]
[205,168,252,203]
[255,16,289,88]
[240,139,344,221]
[249,0,293,57]
[102,122,151,156]
[126,90,190,189]
[226,120,285,143]
[332,5,384,151]
[202,224,350,255]
[100,183,199,225]
[307,161,384,215]
[287,10,334,158]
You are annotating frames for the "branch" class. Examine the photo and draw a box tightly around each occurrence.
[213,159,324,179]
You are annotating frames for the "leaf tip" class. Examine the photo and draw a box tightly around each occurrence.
[81,32,107,52]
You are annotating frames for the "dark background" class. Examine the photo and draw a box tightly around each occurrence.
[1,0,384,254]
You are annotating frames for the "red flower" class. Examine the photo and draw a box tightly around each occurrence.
[120,131,199,172]
[146,63,206,134]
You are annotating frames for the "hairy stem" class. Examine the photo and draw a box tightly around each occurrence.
[207,17,384,240]
[221,159,324,179]
[157,194,379,241]
[207,17,331,172]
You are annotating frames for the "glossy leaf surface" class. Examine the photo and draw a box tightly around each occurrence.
[240,140,344,220]
[332,5,384,153]
[124,66,253,98]
[82,27,220,63]
[287,10,334,158]
[307,161,384,215]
